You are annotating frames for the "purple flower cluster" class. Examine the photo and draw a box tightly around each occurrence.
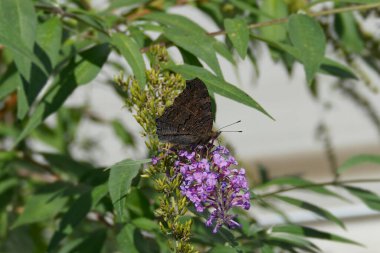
[174,145,250,233]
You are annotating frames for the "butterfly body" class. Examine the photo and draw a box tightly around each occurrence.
[156,78,219,147]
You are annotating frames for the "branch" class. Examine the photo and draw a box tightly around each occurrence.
[140,3,380,53]
[257,178,380,198]
[209,3,380,36]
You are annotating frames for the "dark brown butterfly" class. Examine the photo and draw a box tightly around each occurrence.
[156,78,220,147]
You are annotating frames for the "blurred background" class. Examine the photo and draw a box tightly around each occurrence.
[44,4,380,252]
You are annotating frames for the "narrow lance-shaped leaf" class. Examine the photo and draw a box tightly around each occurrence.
[14,44,110,145]
[332,0,379,4]
[257,176,346,200]
[165,64,273,120]
[144,13,223,77]
[36,17,63,69]
[344,185,380,211]
[212,40,235,64]
[107,159,151,221]
[274,195,345,229]
[0,64,21,101]
[208,245,237,253]
[48,184,108,251]
[116,224,140,253]
[12,184,69,228]
[272,224,362,246]
[0,178,18,195]
[335,12,364,53]
[253,35,357,80]
[111,33,146,87]
[265,233,320,253]
[163,27,223,77]
[0,0,48,120]
[62,230,107,253]
[320,58,357,79]
[224,18,249,59]
[0,0,37,79]
[338,154,380,174]
[288,14,326,84]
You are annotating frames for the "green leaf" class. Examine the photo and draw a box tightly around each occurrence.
[62,230,106,253]
[253,35,356,80]
[265,233,319,253]
[208,245,237,253]
[17,63,49,120]
[0,64,21,101]
[258,0,288,42]
[116,224,160,253]
[344,185,380,211]
[144,12,205,35]
[288,14,326,84]
[71,10,108,34]
[230,0,265,17]
[144,12,223,77]
[163,27,222,77]
[107,0,149,11]
[12,184,69,228]
[111,33,146,87]
[257,176,345,200]
[0,0,37,79]
[0,35,46,78]
[212,40,235,64]
[0,0,49,119]
[15,44,110,145]
[332,0,379,3]
[125,188,154,218]
[275,195,345,229]
[42,153,94,179]
[131,217,160,231]
[320,58,357,79]
[117,224,139,253]
[335,12,364,54]
[0,178,18,195]
[272,224,362,246]
[128,26,147,48]
[36,17,63,68]
[112,120,135,146]
[107,159,150,221]
[260,245,274,253]
[48,184,108,251]
[338,154,380,174]
[165,64,273,120]
[224,18,249,59]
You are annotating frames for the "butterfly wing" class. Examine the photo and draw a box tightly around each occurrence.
[156,78,213,146]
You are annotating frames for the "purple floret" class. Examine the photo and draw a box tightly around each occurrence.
[174,145,251,233]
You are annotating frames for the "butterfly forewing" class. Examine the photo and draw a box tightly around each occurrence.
[156,78,214,146]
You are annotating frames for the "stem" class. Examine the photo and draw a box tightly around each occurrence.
[140,3,380,53]
[208,3,380,36]
[258,178,380,198]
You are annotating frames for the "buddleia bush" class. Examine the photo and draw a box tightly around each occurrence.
[0,1,380,252]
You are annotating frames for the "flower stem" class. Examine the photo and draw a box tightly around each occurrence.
[258,178,380,198]
[208,3,380,36]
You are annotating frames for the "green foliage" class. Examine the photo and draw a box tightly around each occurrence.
[108,159,150,221]
[288,14,326,84]
[224,18,249,59]
[1,1,380,252]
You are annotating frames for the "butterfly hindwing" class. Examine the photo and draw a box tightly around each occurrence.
[156,78,214,146]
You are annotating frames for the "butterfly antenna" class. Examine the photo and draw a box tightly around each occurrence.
[217,120,241,131]
[220,130,243,133]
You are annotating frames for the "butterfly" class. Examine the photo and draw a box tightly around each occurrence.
[156,78,220,147]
